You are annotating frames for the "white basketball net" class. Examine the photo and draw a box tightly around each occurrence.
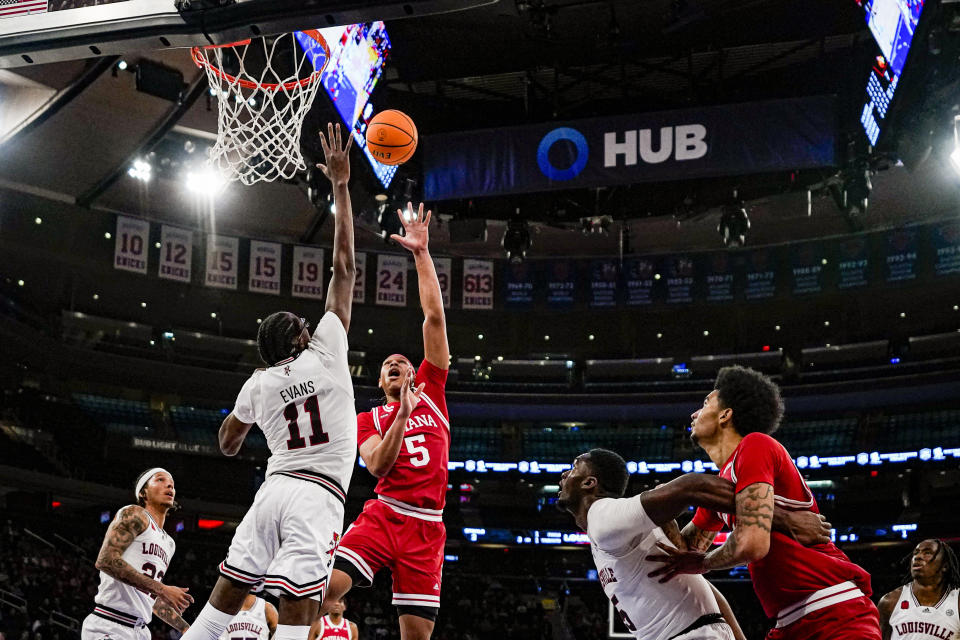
[192,31,329,185]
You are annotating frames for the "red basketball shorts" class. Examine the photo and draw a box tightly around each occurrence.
[766,595,881,640]
[335,497,446,610]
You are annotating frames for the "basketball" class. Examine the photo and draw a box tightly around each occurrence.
[365,110,418,166]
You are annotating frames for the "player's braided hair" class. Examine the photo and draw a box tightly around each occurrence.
[584,449,629,498]
[257,312,304,366]
[714,365,785,436]
[903,540,960,592]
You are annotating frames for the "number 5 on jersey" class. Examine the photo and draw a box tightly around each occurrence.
[404,434,430,467]
[284,395,328,450]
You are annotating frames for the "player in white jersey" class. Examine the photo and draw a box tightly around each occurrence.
[82,468,193,639]
[558,449,832,640]
[309,598,358,640]
[219,595,277,640]
[878,539,960,640]
[181,123,358,640]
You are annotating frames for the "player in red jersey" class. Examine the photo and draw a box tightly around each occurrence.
[647,366,881,640]
[324,201,449,640]
[309,597,358,640]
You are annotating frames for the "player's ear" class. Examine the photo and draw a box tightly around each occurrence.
[582,476,598,491]
[718,407,733,427]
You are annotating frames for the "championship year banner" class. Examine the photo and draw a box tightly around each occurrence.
[205,235,239,290]
[376,254,407,306]
[744,247,778,300]
[624,257,655,306]
[545,260,576,307]
[837,236,870,289]
[932,221,960,277]
[701,252,734,303]
[292,246,325,300]
[158,225,192,283]
[503,261,535,308]
[885,229,918,283]
[434,257,452,308]
[589,259,618,307]
[353,252,366,304]
[424,96,836,200]
[462,259,494,310]
[790,242,826,296]
[249,240,282,295]
[663,255,694,304]
[114,215,149,274]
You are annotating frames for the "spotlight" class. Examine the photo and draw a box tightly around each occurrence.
[127,158,152,182]
[117,60,128,71]
[502,211,531,263]
[718,201,750,248]
[185,167,226,194]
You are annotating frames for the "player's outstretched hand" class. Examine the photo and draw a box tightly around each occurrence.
[398,369,425,418]
[158,584,193,613]
[316,122,353,186]
[390,202,431,254]
[645,542,708,583]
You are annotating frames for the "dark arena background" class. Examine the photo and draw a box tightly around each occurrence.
[1,0,960,639]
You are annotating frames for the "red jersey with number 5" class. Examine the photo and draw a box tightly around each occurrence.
[357,359,450,511]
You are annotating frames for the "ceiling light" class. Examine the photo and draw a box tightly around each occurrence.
[17,279,24,287]
[374,193,388,202]
[367,328,373,334]
[899,312,906,318]
[654,273,661,280]
[141,302,147,308]
[824,321,830,327]
[775,325,781,331]
[477,333,484,340]
[185,167,226,194]
[104,232,112,239]
[117,60,128,71]
[155,242,161,249]
[256,318,262,324]
[656,332,663,338]
[718,198,750,248]
[34,217,42,225]
[544,335,550,341]
[703,330,709,336]
[497,356,503,361]
[127,159,152,182]
[211,312,217,318]
[93,294,99,300]
[474,355,481,361]
[588,334,595,341]
[502,211,531,263]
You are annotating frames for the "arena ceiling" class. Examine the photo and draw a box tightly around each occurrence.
[0,0,957,259]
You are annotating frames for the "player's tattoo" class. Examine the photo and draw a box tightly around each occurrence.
[681,522,717,552]
[95,506,162,597]
[704,483,774,571]
[735,482,774,532]
[153,599,189,632]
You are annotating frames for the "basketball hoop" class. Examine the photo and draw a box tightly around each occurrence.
[191,30,330,185]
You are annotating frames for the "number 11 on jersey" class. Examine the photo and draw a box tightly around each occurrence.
[283,395,328,450]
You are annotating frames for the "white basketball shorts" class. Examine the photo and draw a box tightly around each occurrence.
[219,473,345,601]
[81,613,150,640]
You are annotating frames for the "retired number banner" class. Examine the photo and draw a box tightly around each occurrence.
[158,225,192,283]
[114,216,150,274]
[462,259,494,310]
[353,252,367,304]
[292,246,325,300]
[434,257,452,308]
[205,235,239,290]
[376,254,407,306]
[249,240,282,295]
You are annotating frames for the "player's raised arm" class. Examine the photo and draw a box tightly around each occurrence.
[317,122,356,332]
[94,505,193,612]
[390,202,449,369]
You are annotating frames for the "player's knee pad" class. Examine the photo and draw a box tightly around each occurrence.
[396,604,438,622]
[332,558,371,588]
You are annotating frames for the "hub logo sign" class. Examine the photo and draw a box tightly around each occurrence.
[424,96,836,200]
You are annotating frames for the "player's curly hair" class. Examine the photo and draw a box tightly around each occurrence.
[257,312,305,366]
[714,365,785,436]
[584,449,629,498]
[902,540,960,592]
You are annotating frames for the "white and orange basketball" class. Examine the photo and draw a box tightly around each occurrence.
[365,110,418,166]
